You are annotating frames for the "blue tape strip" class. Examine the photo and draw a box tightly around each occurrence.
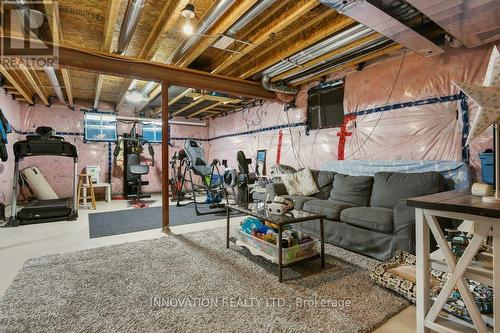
[347,94,462,117]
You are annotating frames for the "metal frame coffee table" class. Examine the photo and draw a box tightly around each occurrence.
[226,202,326,282]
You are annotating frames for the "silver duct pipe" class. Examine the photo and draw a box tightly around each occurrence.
[226,0,275,36]
[278,36,387,82]
[264,24,375,78]
[286,40,394,85]
[261,75,298,95]
[178,0,236,57]
[116,0,146,54]
[43,67,65,104]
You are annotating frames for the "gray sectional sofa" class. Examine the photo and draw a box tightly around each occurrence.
[267,170,445,261]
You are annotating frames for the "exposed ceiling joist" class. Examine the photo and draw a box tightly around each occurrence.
[43,0,74,107]
[271,32,381,82]
[187,102,222,118]
[187,92,241,104]
[94,0,122,109]
[116,0,190,108]
[61,69,74,108]
[237,0,291,43]
[169,88,193,106]
[18,65,50,106]
[211,0,320,75]
[291,44,403,86]
[227,9,336,76]
[174,0,259,67]
[236,16,355,79]
[171,98,205,116]
[0,65,34,104]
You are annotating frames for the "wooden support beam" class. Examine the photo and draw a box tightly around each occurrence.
[18,65,50,105]
[227,9,336,77]
[94,0,122,109]
[236,16,355,79]
[162,81,170,233]
[271,32,381,82]
[2,36,276,100]
[0,66,34,104]
[187,102,222,118]
[291,44,403,86]
[211,0,320,75]
[171,98,205,117]
[117,0,190,108]
[61,69,74,107]
[237,0,290,43]
[174,0,258,67]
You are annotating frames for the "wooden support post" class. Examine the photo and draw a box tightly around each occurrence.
[162,81,170,234]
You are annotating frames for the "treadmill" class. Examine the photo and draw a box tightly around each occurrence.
[9,127,78,226]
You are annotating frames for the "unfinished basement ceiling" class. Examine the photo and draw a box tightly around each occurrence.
[0,0,498,119]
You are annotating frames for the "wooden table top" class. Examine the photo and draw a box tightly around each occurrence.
[407,189,500,219]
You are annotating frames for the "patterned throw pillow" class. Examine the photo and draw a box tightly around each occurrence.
[281,168,319,196]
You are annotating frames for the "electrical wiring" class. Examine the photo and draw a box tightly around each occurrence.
[344,48,407,159]
[285,105,305,168]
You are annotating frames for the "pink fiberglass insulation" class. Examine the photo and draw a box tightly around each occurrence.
[208,43,497,181]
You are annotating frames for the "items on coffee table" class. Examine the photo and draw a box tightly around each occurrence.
[240,216,313,247]
[266,196,294,215]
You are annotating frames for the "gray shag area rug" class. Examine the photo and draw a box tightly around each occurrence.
[0,229,409,332]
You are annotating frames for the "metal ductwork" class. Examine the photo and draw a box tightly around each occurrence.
[261,75,298,95]
[320,0,443,57]
[178,0,236,58]
[405,0,500,48]
[116,0,146,54]
[226,0,275,36]
[43,67,65,104]
[263,24,378,78]
[286,40,395,85]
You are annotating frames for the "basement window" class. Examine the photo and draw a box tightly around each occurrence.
[83,112,117,142]
[142,123,162,143]
[307,80,345,130]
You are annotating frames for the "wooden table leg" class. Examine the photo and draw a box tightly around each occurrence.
[320,218,325,268]
[415,208,430,333]
[226,207,230,249]
[278,225,283,283]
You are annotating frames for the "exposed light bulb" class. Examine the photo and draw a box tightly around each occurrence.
[126,89,146,103]
[183,21,194,35]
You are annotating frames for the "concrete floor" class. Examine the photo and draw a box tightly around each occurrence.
[0,195,416,332]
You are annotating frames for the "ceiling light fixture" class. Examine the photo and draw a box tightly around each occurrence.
[181,4,195,35]
[126,88,146,103]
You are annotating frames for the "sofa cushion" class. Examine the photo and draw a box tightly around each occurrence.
[340,207,394,233]
[283,195,316,210]
[303,199,354,221]
[329,174,374,206]
[370,171,444,209]
[310,170,336,199]
[281,168,319,196]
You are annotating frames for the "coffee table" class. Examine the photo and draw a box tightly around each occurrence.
[226,202,326,282]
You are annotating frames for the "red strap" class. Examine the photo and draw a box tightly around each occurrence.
[276,130,283,165]
[337,115,356,160]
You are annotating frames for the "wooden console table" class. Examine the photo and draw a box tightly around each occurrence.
[408,189,500,333]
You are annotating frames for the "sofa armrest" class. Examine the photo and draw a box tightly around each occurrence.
[392,200,416,254]
[265,183,288,197]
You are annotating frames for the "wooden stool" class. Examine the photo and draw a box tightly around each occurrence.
[77,174,96,209]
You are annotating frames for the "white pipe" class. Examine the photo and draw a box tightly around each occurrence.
[116,0,146,54]
[43,67,65,104]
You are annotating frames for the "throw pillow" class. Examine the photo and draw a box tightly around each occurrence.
[281,168,319,196]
